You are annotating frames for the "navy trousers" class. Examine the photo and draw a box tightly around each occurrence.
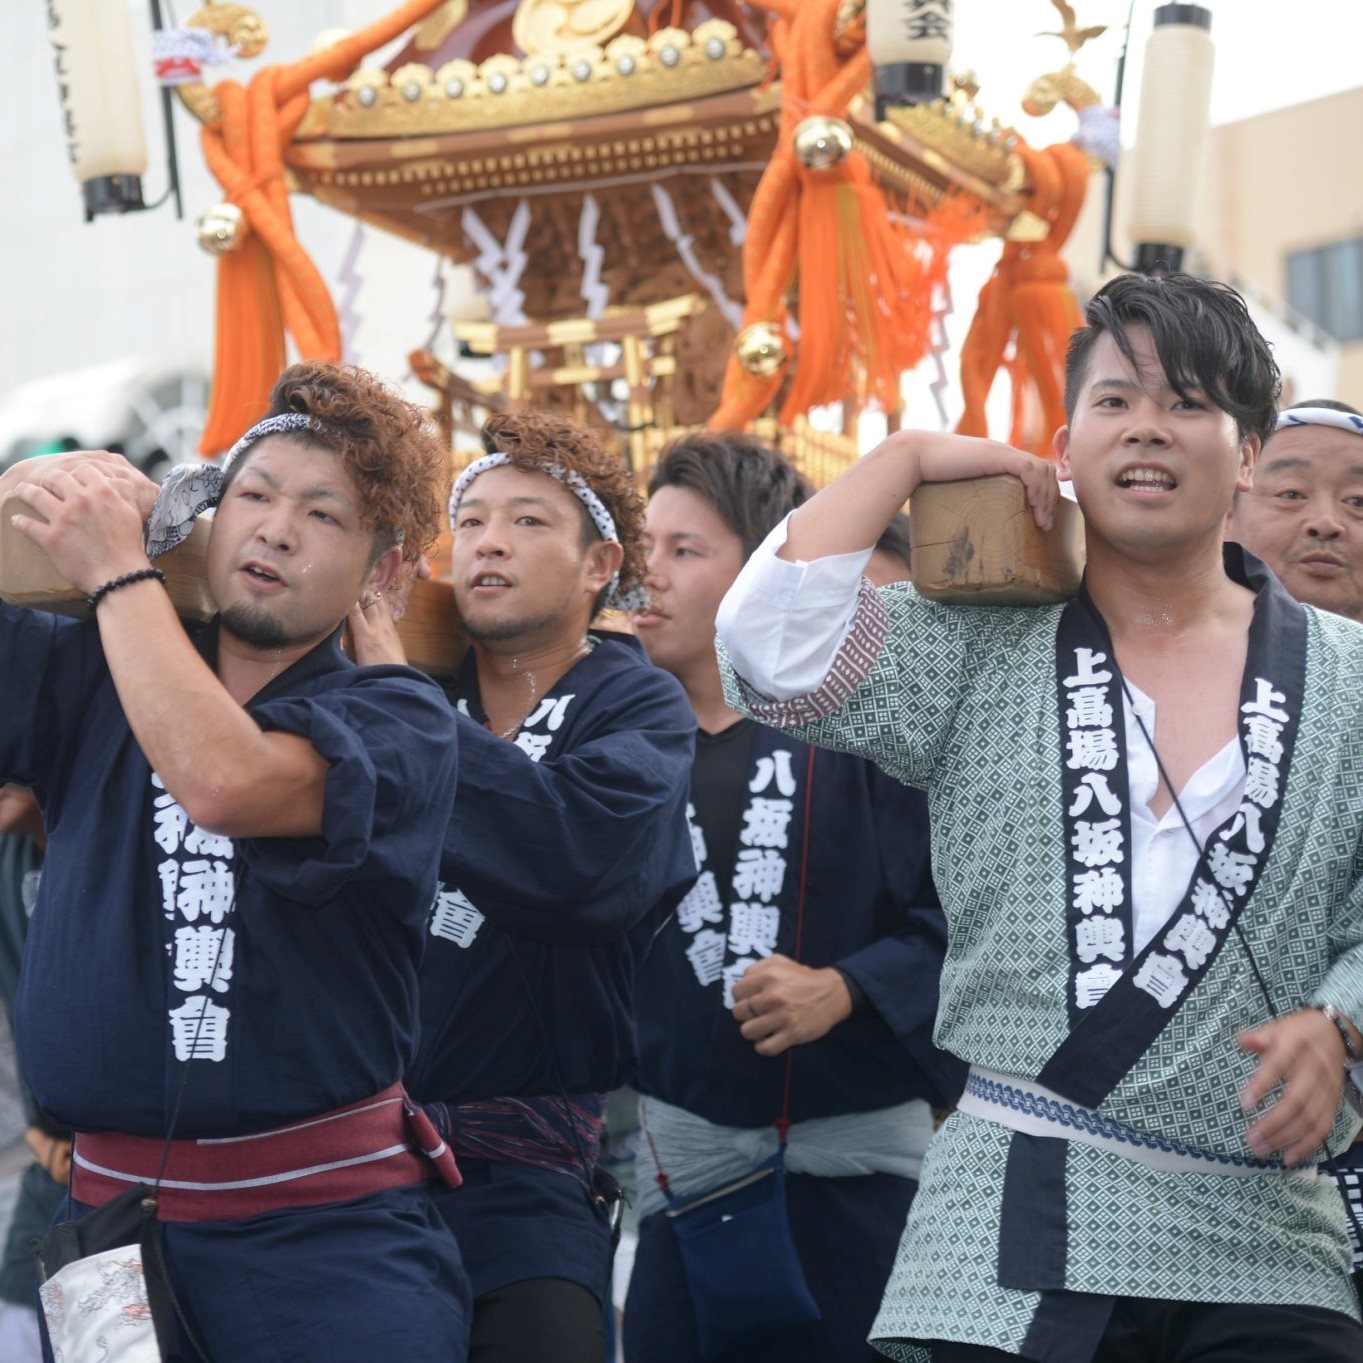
[40,1184,470,1363]
[624,1170,916,1363]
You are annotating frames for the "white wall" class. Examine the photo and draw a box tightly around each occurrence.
[0,0,443,402]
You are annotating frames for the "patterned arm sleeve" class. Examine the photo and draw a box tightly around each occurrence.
[718,580,1012,791]
[1312,870,1363,1032]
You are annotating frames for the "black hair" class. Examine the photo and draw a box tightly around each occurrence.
[648,431,813,558]
[1063,273,1280,446]
[1287,397,1361,417]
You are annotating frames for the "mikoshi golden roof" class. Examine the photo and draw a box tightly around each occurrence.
[178,0,1104,474]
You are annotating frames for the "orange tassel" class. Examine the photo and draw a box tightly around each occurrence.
[955,141,1088,458]
[198,0,450,454]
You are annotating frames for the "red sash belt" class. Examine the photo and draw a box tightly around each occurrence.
[72,1083,461,1223]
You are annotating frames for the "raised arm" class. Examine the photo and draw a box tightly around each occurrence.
[443,671,696,946]
[8,457,331,839]
[780,428,1059,564]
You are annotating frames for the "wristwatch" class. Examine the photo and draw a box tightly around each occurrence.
[1316,1003,1361,1064]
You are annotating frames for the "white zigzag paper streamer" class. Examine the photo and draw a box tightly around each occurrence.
[462,200,532,327]
[337,220,365,366]
[578,193,610,320]
[650,183,744,332]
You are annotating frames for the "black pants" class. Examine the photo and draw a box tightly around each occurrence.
[929,1295,1363,1362]
[470,1278,606,1363]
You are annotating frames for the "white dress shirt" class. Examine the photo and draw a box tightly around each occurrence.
[716,514,1249,952]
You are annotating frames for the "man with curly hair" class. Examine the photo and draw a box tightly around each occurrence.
[0,362,471,1361]
[352,408,697,1363]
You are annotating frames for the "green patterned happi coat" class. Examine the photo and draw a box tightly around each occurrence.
[719,570,1363,1360]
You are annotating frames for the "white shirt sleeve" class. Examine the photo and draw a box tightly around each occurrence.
[715,514,874,700]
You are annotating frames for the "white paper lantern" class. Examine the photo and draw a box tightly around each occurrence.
[46,0,149,216]
[1126,4,1215,270]
[867,0,954,114]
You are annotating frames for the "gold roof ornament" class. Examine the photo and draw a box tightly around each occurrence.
[512,0,638,58]
[174,3,270,125]
[156,0,1107,474]
[1023,0,1107,117]
[316,20,763,137]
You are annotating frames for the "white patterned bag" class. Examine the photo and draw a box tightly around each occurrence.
[39,1243,160,1362]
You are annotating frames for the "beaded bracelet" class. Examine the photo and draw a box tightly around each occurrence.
[86,567,166,613]
[1315,1004,1361,1064]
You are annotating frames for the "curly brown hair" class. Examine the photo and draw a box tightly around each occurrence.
[230,362,449,567]
[480,409,648,605]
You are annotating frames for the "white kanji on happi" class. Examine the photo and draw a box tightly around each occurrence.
[151,787,189,856]
[1073,865,1124,914]
[739,798,794,850]
[676,871,724,934]
[523,694,575,733]
[1221,803,1266,854]
[1243,715,1285,765]
[1072,818,1124,868]
[728,902,780,958]
[1065,686,1114,731]
[1242,678,1289,724]
[1164,912,1217,970]
[685,803,708,871]
[1064,648,1113,688]
[1075,962,1122,1009]
[722,957,758,1010]
[172,926,235,993]
[1066,728,1119,773]
[157,860,181,920]
[1069,772,1122,819]
[430,887,485,948]
[174,859,235,924]
[686,929,726,987]
[1208,841,1256,896]
[184,823,233,858]
[1243,756,1281,810]
[1076,914,1125,963]
[152,771,238,1061]
[1190,878,1231,929]
[168,995,231,1062]
[731,848,787,903]
[1132,952,1189,1008]
[514,731,554,763]
[750,749,797,797]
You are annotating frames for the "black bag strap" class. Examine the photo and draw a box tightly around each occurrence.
[646,745,818,1192]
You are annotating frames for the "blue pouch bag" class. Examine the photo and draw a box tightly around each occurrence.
[664,1148,821,1359]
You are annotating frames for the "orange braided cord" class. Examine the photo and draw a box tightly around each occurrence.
[954,140,1090,458]
[709,0,876,431]
[198,0,449,454]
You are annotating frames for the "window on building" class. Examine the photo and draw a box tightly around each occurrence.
[1286,239,1363,344]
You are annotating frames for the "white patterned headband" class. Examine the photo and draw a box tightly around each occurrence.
[223,411,337,470]
[1274,406,1363,437]
[144,411,387,559]
[449,451,647,611]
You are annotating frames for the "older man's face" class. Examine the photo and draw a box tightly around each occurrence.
[1229,424,1363,620]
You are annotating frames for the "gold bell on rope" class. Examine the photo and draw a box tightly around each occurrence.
[735,322,788,377]
[793,116,854,172]
[195,203,246,255]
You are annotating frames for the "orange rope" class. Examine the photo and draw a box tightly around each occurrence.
[198,0,449,454]
[708,0,985,433]
[955,140,1089,458]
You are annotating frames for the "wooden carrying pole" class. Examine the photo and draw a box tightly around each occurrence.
[0,498,465,676]
[909,475,1085,605]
